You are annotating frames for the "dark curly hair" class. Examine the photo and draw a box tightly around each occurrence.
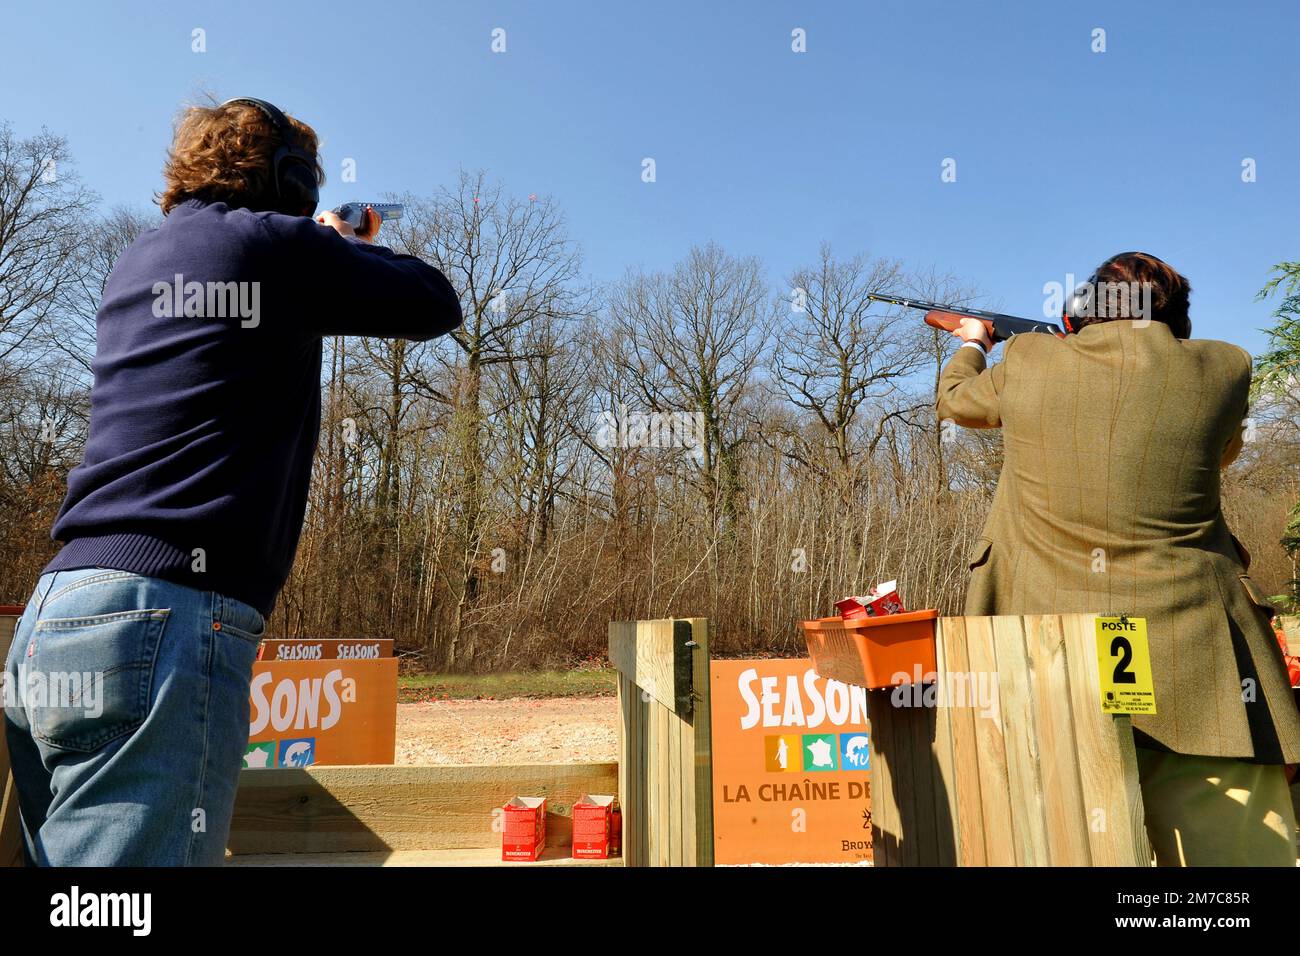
[158,100,325,215]
[1073,252,1192,339]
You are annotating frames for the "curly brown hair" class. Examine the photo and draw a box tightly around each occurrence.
[158,100,325,215]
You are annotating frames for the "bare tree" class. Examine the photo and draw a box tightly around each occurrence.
[609,243,773,531]
[772,246,928,492]
[0,124,95,599]
[387,171,587,667]
[0,124,95,364]
[906,266,982,492]
[49,205,159,377]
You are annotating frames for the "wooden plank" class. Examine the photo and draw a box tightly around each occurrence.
[1060,614,1151,866]
[227,763,618,855]
[898,688,935,865]
[656,694,670,866]
[642,680,653,865]
[0,611,24,868]
[1024,614,1092,865]
[1114,722,1151,866]
[646,687,659,865]
[638,682,649,864]
[621,671,637,868]
[963,616,1016,865]
[937,616,987,867]
[636,677,649,865]
[928,619,960,867]
[879,696,917,867]
[866,688,898,865]
[628,675,644,866]
[685,618,714,867]
[896,704,923,866]
[669,673,683,867]
[991,615,1048,866]
[228,845,623,867]
[608,619,692,715]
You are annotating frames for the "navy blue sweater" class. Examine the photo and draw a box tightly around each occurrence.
[45,199,462,616]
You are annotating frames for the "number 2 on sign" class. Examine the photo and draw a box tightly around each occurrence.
[1095,617,1157,715]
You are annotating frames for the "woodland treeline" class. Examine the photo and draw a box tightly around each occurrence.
[2,122,1298,669]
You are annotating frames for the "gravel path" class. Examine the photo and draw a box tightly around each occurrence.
[392,696,877,865]
[395,696,618,765]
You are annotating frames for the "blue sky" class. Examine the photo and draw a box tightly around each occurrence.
[3,0,1296,352]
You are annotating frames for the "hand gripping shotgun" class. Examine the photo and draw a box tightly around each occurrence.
[865,293,1065,343]
[330,201,405,229]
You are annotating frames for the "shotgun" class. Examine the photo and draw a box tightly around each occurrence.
[331,201,404,229]
[866,293,1064,343]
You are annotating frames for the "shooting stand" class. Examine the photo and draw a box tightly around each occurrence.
[811,613,1152,865]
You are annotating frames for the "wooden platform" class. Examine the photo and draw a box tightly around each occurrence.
[228,845,622,866]
[227,762,620,865]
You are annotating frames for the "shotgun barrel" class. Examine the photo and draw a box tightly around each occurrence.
[866,292,1064,342]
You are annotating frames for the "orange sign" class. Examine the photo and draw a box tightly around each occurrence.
[710,659,873,864]
[257,639,393,661]
[244,657,397,769]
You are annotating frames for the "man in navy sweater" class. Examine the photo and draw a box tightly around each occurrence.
[2,99,462,865]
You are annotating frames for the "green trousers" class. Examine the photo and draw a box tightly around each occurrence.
[1137,749,1297,866]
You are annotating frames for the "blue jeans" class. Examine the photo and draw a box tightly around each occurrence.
[2,567,264,865]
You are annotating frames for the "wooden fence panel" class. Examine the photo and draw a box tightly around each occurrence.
[1024,615,1092,865]
[962,616,1017,865]
[939,617,987,866]
[992,615,1047,866]
[609,617,712,867]
[812,613,1150,867]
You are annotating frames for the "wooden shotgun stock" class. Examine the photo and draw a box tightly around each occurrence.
[924,309,1065,343]
[924,310,996,340]
[865,293,1065,343]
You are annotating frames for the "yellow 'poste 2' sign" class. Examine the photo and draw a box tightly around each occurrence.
[1095,616,1156,715]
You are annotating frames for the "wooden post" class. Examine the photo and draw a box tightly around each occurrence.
[0,609,25,867]
[609,617,713,866]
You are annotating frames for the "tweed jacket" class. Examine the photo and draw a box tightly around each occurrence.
[937,321,1300,762]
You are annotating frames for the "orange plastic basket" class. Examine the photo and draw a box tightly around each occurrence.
[800,609,938,690]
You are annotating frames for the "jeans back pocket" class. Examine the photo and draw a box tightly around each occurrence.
[26,609,169,753]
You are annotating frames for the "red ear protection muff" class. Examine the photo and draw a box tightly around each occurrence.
[219,97,320,216]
